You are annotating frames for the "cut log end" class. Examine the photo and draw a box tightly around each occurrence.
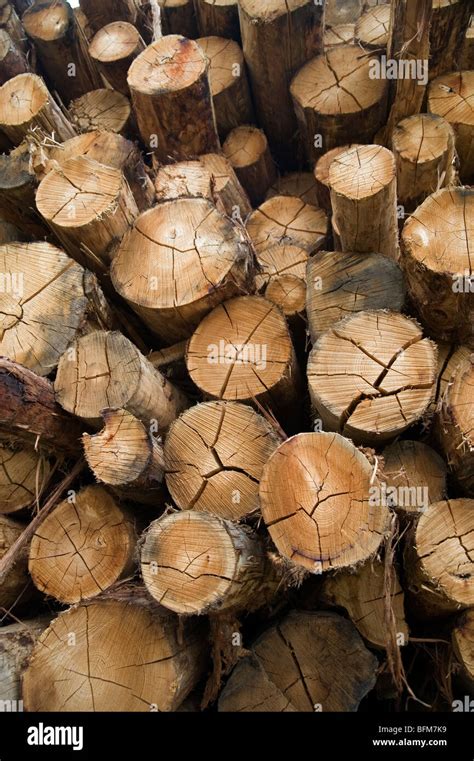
[246,195,328,254]
[69,89,131,134]
[381,440,447,517]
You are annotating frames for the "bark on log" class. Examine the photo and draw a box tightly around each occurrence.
[381,440,447,519]
[429,0,472,81]
[354,4,390,50]
[110,197,251,344]
[158,0,198,39]
[82,408,165,505]
[290,46,388,164]
[461,20,474,71]
[0,358,83,456]
[0,29,27,84]
[246,195,328,255]
[22,0,102,103]
[436,355,474,497]
[452,609,474,693]
[0,142,46,238]
[0,442,50,514]
[69,89,132,135]
[195,0,239,42]
[306,251,405,342]
[405,498,474,618]
[307,310,437,445]
[79,0,141,34]
[400,187,474,347]
[141,510,280,614]
[0,219,23,244]
[164,400,281,520]
[239,0,324,166]
[36,155,139,272]
[391,113,456,212]
[259,431,389,573]
[186,295,303,429]
[89,22,145,96]
[0,617,50,703]
[329,144,399,260]
[266,172,319,208]
[322,558,408,649]
[0,1,25,51]
[28,485,137,604]
[54,330,188,430]
[313,144,358,213]
[223,125,276,206]
[0,514,33,611]
[219,611,378,712]
[0,73,76,145]
[197,36,254,140]
[0,241,112,376]
[22,592,207,711]
[428,71,474,184]
[128,35,219,161]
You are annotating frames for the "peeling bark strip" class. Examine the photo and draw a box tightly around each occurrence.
[405,498,474,618]
[28,485,137,604]
[219,611,378,712]
[164,400,281,520]
[0,73,76,146]
[437,356,474,498]
[110,198,251,345]
[223,125,276,206]
[401,188,474,347]
[428,71,474,184]
[128,35,219,162]
[54,330,188,430]
[246,195,328,255]
[381,440,447,519]
[0,358,83,455]
[89,22,145,96]
[290,45,388,164]
[239,0,324,165]
[329,144,399,261]
[22,0,102,103]
[186,295,303,429]
[22,594,207,711]
[307,310,437,446]
[0,241,112,377]
[259,431,390,573]
[141,510,280,615]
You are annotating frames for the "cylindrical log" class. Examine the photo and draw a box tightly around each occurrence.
[0,29,27,84]
[89,22,145,95]
[452,609,474,693]
[164,400,281,520]
[0,514,33,611]
[266,172,319,208]
[82,408,165,503]
[22,0,102,102]
[391,113,456,212]
[437,355,474,497]
[197,36,254,139]
[239,0,324,165]
[306,251,405,342]
[428,71,474,183]
[128,35,219,161]
[381,440,447,519]
[195,0,239,42]
[0,443,50,515]
[0,73,76,145]
[354,4,390,50]
[23,592,207,711]
[0,358,83,456]
[220,610,378,712]
[69,88,132,135]
[324,24,355,49]
[223,125,276,206]
[429,0,472,81]
[38,130,154,212]
[260,432,389,573]
[199,151,251,217]
[54,330,188,430]
[29,485,137,604]
[246,195,328,255]
[329,144,399,260]
[79,0,141,34]
[0,1,25,51]
[313,144,358,212]
[321,558,408,649]
[36,155,138,271]
[0,142,46,238]
[307,310,437,445]
[186,295,303,428]
[141,510,279,614]
[158,0,198,39]
[111,197,251,344]
[0,617,50,704]
[256,244,308,323]
[405,498,474,618]
[0,241,112,376]
[290,46,388,164]
[401,187,474,346]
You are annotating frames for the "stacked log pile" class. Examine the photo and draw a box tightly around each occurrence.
[0,0,473,715]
